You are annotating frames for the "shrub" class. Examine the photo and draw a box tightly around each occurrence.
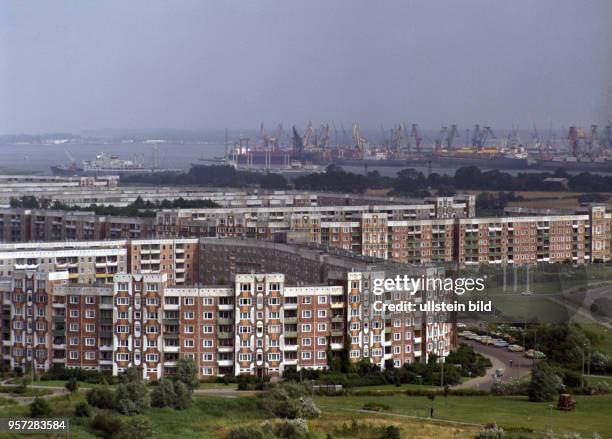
[29,397,52,417]
[114,381,150,415]
[173,380,192,410]
[491,380,529,396]
[528,363,563,402]
[91,413,122,439]
[381,425,401,439]
[115,416,153,439]
[175,359,198,391]
[151,378,176,408]
[475,423,505,439]
[87,386,115,409]
[74,401,92,418]
[262,419,309,439]
[228,427,264,439]
[590,381,611,395]
[300,397,321,418]
[65,376,79,393]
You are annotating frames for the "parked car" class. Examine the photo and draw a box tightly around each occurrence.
[494,340,509,348]
[524,349,545,359]
[507,344,524,352]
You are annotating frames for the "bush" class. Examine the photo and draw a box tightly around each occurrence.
[228,427,264,439]
[173,380,192,410]
[475,423,505,439]
[175,359,198,391]
[115,416,153,439]
[262,419,309,439]
[300,397,321,419]
[65,376,79,393]
[151,378,176,408]
[381,425,401,439]
[42,364,116,385]
[74,401,92,418]
[91,413,122,439]
[528,363,563,402]
[29,397,52,417]
[87,386,115,409]
[114,380,151,415]
[491,380,529,396]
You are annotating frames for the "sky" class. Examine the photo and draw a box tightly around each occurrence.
[0,0,610,134]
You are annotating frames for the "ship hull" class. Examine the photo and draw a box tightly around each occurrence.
[51,166,170,176]
[530,160,612,172]
[333,157,429,167]
[431,155,530,170]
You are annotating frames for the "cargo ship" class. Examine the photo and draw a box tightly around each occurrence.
[431,146,531,170]
[51,152,171,176]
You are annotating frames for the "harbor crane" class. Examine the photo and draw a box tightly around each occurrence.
[292,126,304,155]
[602,122,612,149]
[410,124,422,152]
[352,123,368,155]
[587,125,598,156]
[302,122,316,149]
[472,125,495,148]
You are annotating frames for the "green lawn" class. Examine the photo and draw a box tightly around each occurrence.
[315,394,612,438]
[1,390,610,438]
[29,380,105,389]
[195,381,238,390]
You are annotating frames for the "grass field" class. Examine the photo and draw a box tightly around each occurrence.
[1,390,610,439]
[315,394,612,438]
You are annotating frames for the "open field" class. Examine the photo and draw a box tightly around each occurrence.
[1,390,610,439]
[0,392,479,439]
[315,394,612,438]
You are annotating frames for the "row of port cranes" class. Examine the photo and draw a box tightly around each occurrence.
[224,121,612,165]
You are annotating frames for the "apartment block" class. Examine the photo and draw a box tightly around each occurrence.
[0,241,127,284]
[1,262,452,380]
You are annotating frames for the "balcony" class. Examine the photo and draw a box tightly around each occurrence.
[284,317,297,325]
[284,331,297,338]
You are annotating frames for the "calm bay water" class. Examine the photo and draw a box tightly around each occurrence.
[1,142,610,177]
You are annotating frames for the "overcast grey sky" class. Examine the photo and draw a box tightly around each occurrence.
[1,0,610,134]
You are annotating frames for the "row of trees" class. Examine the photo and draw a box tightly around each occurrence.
[283,346,491,388]
[9,195,219,217]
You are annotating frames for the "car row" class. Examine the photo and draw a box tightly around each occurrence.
[458,330,523,352]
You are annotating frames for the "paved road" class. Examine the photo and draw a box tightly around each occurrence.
[457,340,533,390]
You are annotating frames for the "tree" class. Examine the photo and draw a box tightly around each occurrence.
[175,358,198,391]
[150,378,177,408]
[528,362,563,402]
[173,380,192,410]
[87,385,115,409]
[29,397,52,417]
[260,173,288,190]
[114,375,150,415]
[65,376,79,393]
